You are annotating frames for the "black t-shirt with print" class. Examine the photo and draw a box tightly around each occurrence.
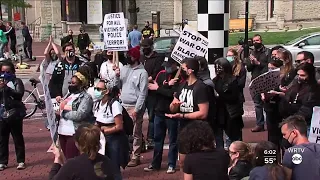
[141,27,154,39]
[174,80,209,128]
[183,149,230,180]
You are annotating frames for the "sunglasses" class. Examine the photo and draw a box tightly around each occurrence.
[94,87,105,91]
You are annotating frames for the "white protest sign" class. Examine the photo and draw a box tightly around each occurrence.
[248,69,281,98]
[308,106,320,144]
[171,25,208,63]
[39,62,59,145]
[103,12,128,51]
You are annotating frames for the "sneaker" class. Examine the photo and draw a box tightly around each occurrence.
[127,159,141,167]
[166,166,176,174]
[0,164,7,171]
[144,165,160,172]
[17,162,26,170]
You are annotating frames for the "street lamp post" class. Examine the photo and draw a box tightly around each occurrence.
[244,0,249,59]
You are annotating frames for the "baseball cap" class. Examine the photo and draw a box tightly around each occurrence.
[140,38,154,47]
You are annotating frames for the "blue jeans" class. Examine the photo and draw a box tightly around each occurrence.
[105,133,129,180]
[152,115,178,169]
[253,94,265,127]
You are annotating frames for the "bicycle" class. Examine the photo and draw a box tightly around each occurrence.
[22,78,46,118]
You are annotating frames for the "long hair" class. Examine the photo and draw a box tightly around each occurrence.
[296,62,317,84]
[253,141,286,180]
[232,141,253,162]
[228,48,242,76]
[74,124,101,160]
[277,48,293,78]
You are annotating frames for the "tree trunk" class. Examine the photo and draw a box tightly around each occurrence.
[128,0,137,28]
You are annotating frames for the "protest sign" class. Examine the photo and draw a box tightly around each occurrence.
[249,69,281,98]
[103,12,128,51]
[308,106,320,144]
[171,25,208,63]
[39,62,58,145]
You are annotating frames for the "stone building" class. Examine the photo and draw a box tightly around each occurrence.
[24,0,320,42]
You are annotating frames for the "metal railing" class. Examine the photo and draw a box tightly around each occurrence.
[28,17,41,39]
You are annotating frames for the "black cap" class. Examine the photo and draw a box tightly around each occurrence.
[141,38,154,47]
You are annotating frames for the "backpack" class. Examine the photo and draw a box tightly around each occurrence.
[108,98,134,136]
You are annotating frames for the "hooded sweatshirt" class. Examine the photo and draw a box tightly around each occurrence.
[282,143,320,180]
[116,63,148,113]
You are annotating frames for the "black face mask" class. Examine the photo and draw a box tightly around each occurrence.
[68,85,80,94]
[126,56,135,65]
[180,70,188,79]
[66,51,75,58]
[215,64,224,75]
[145,25,148,28]
[107,55,113,60]
[281,132,294,149]
[143,48,152,56]
[253,43,262,49]
[298,77,307,84]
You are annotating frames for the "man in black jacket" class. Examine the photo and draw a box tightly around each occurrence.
[143,56,180,173]
[140,38,165,147]
[246,34,270,132]
[21,22,33,60]
[49,42,84,100]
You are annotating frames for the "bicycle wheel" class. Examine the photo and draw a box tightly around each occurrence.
[23,89,38,118]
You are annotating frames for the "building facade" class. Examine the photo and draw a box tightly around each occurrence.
[25,0,320,41]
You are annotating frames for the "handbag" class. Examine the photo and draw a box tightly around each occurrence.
[1,87,19,121]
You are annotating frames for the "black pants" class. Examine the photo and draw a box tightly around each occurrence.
[23,40,32,59]
[10,40,16,54]
[0,118,25,164]
[266,110,283,149]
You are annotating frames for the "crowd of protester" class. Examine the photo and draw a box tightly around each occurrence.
[0,26,320,180]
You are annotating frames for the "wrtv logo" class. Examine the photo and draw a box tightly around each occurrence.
[288,147,304,165]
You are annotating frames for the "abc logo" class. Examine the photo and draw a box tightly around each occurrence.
[291,154,303,165]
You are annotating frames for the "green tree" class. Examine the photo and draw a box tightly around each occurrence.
[1,0,31,8]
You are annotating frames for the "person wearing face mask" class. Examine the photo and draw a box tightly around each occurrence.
[166,58,209,171]
[141,38,165,148]
[57,72,94,160]
[0,61,26,171]
[143,56,183,174]
[61,29,73,47]
[42,35,61,81]
[280,115,320,180]
[141,21,154,39]
[213,58,244,149]
[246,34,271,133]
[114,45,148,167]
[93,79,129,180]
[279,63,320,137]
[49,42,84,102]
[99,50,123,84]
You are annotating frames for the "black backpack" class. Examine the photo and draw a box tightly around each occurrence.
[108,98,134,136]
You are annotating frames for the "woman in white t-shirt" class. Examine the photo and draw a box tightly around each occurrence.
[99,50,123,83]
[57,72,94,160]
[93,79,129,180]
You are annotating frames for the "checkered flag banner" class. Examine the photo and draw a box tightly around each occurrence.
[198,0,229,64]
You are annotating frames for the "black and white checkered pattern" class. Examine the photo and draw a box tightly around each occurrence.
[198,0,229,64]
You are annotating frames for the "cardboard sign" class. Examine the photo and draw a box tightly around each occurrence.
[308,106,320,144]
[249,69,281,98]
[103,12,128,51]
[171,25,208,63]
